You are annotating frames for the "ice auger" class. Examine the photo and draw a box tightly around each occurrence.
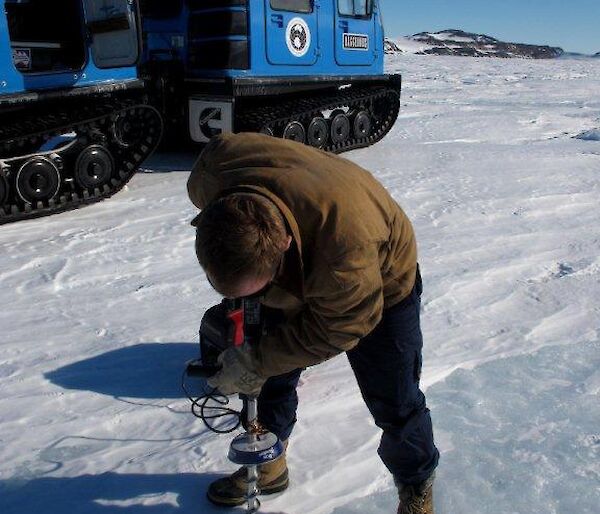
[184,298,284,513]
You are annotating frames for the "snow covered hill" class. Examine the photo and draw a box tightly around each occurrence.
[387,29,564,59]
[1,55,600,514]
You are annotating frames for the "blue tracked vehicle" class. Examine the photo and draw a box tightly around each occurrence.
[0,0,400,223]
[0,0,163,223]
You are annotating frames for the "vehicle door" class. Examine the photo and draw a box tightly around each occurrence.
[264,0,319,65]
[334,0,376,66]
[82,0,141,68]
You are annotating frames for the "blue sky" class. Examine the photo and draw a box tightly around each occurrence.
[380,0,600,54]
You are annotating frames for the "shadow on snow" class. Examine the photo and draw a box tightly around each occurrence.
[1,471,213,514]
[45,343,201,399]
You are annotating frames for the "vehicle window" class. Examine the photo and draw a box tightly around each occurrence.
[270,0,312,14]
[338,0,372,17]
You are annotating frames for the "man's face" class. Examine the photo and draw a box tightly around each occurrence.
[205,235,292,299]
[223,274,272,299]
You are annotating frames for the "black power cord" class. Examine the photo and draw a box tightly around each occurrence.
[181,369,242,434]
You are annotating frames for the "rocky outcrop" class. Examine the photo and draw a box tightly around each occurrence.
[384,39,402,54]
[387,30,564,59]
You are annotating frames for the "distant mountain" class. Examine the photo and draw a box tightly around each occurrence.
[560,51,596,60]
[386,29,564,59]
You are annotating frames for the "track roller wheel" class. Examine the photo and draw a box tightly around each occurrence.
[260,126,274,137]
[307,117,328,148]
[0,174,8,206]
[353,110,372,140]
[283,121,306,143]
[15,156,61,204]
[75,145,114,189]
[330,111,350,144]
[112,111,143,148]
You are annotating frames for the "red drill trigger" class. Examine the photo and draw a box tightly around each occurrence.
[227,308,244,347]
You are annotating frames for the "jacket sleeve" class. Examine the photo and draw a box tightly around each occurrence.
[253,247,385,377]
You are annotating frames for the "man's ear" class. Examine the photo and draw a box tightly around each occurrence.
[283,235,292,251]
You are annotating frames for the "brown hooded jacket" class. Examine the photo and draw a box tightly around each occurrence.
[187,133,417,378]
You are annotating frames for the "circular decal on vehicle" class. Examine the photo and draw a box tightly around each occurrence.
[286,17,311,58]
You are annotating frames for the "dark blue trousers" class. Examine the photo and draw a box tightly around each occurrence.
[255,270,439,485]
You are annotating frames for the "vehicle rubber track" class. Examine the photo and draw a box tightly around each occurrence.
[236,82,400,154]
[0,101,162,224]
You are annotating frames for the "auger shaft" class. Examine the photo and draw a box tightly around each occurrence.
[246,396,260,513]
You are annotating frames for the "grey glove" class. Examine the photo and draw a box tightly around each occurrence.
[207,344,266,396]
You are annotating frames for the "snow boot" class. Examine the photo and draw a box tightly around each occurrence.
[395,472,435,514]
[207,448,289,506]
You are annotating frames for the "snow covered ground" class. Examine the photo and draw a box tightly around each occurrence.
[1,55,600,514]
